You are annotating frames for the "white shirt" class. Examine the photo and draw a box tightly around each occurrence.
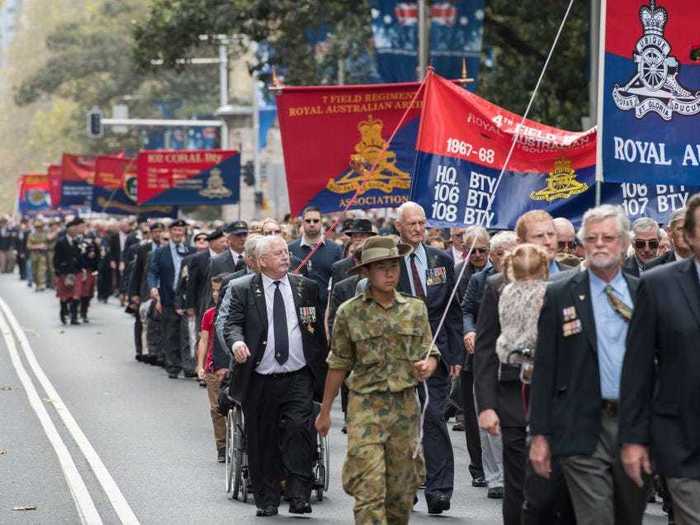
[404,243,427,296]
[695,258,700,285]
[119,231,128,251]
[451,246,465,265]
[230,248,243,267]
[256,273,306,374]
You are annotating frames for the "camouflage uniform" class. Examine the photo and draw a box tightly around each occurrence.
[328,289,440,525]
[27,227,49,290]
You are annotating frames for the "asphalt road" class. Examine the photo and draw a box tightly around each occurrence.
[0,274,668,524]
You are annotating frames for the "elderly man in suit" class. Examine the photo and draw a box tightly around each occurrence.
[529,204,648,524]
[646,208,692,270]
[623,217,661,277]
[620,194,700,525]
[224,235,327,518]
[474,210,574,525]
[186,228,228,324]
[147,219,195,379]
[393,201,462,514]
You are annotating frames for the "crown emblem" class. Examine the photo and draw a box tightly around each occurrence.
[530,159,589,202]
[612,0,700,120]
[326,114,411,195]
[639,2,667,37]
[199,167,233,199]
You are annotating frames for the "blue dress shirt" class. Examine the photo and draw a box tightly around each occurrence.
[548,260,560,275]
[589,269,632,400]
[404,243,428,296]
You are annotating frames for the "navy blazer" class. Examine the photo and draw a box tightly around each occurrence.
[398,244,463,367]
[147,244,195,307]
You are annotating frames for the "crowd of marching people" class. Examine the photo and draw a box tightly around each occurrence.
[2,196,700,524]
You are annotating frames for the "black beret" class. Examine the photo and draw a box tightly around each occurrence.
[206,228,225,241]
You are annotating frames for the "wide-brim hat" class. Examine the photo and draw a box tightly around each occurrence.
[348,236,411,274]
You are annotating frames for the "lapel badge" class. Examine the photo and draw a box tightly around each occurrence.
[578,294,586,301]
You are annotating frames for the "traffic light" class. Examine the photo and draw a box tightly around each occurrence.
[87,106,103,138]
[243,161,255,186]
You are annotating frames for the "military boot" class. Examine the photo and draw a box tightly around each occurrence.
[60,301,69,325]
[69,300,80,325]
[80,297,90,323]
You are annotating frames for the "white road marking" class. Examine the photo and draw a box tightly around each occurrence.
[0,301,103,525]
[0,297,140,525]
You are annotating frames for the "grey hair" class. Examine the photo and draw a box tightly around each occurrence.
[463,225,489,242]
[668,208,686,227]
[396,201,426,221]
[631,217,660,236]
[552,217,576,234]
[490,231,517,251]
[255,235,287,259]
[578,205,631,243]
[244,234,261,256]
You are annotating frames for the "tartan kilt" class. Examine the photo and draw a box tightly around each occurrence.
[55,273,84,301]
[81,271,96,298]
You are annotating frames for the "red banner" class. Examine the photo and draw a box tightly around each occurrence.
[61,154,96,207]
[48,164,62,208]
[277,82,423,215]
[136,149,240,206]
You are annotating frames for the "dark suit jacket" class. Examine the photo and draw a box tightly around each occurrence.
[622,255,643,277]
[147,244,195,307]
[53,236,82,276]
[397,244,463,368]
[223,273,328,405]
[327,274,361,337]
[128,242,154,300]
[529,270,638,457]
[185,250,212,316]
[329,256,355,292]
[454,261,485,309]
[644,250,677,271]
[473,262,570,427]
[620,258,700,478]
[209,249,246,278]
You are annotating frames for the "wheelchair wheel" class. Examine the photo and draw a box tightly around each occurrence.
[314,432,330,502]
[225,409,235,493]
[231,406,245,500]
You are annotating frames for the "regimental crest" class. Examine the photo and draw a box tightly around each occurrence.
[612,0,700,120]
[199,167,232,199]
[123,173,138,203]
[530,159,589,202]
[326,115,411,195]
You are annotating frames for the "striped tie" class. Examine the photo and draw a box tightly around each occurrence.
[604,285,632,322]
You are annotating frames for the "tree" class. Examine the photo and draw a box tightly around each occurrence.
[131,0,589,129]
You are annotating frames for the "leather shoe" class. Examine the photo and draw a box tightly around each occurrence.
[217,447,226,463]
[487,486,504,499]
[426,494,450,514]
[168,372,179,379]
[288,499,312,514]
[255,506,278,517]
[472,475,487,488]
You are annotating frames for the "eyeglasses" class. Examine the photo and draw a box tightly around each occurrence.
[558,240,577,250]
[304,219,320,224]
[634,239,659,250]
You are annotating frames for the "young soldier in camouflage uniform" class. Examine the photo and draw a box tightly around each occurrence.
[27,218,49,291]
[316,236,440,524]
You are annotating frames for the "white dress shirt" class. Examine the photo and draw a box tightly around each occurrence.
[404,243,428,296]
[230,248,243,267]
[256,273,306,374]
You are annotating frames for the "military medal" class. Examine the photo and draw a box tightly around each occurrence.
[426,267,447,286]
[562,306,577,321]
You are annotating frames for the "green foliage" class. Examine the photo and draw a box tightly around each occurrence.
[132,0,590,129]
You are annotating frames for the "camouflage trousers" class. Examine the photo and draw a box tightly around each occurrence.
[30,253,48,289]
[343,388,425,525]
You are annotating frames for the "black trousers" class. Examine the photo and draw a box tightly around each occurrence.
[133,313,143,356]
[418,367,454,499]
[501,425,576,525]
[160,305,183,375]
[244,368,314,508]
[460,369,484,479]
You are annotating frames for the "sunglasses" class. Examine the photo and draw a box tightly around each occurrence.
[558,240,577,250]
[634,239,659,250]
[304,219,320,224]
[469,247,488,255]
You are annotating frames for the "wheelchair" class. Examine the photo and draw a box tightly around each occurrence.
[224,401,330,503]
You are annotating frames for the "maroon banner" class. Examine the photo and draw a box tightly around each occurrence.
[277,82,423,215]
[61,154,96,207]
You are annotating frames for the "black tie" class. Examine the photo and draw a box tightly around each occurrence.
[273,281,289,365]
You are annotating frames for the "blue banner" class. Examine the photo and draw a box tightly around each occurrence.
[370,0,483,86]
[599,0,700,186]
